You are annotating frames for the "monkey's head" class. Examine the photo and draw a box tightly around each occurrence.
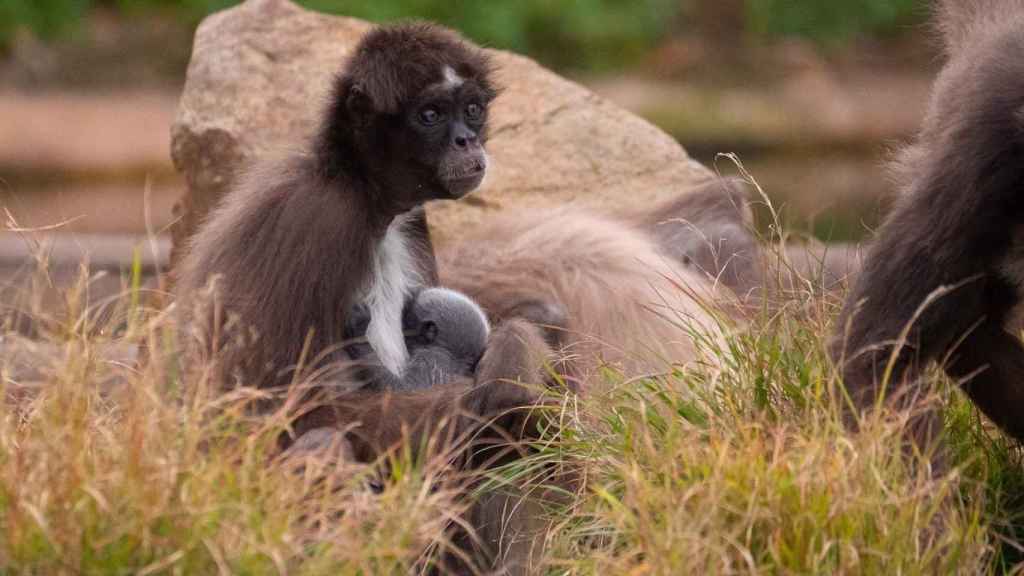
[403,287,491,373]
[326,23,499,213]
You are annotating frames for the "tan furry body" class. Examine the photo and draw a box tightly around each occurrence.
[439,207,726,387]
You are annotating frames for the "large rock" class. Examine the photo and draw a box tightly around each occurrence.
[169,0,711,260]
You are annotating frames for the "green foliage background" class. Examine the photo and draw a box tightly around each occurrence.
[0,0,679,70]
[745,0,923,45]
[1,0,925,70]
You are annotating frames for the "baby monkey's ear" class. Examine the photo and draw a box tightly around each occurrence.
[420,321,439,345]
[342,303,376,361]
[343,301,372,340]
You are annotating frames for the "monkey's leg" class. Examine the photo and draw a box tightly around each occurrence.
[835,339,915,413]
[467,318,559,466]
[445,319,561,575]
[458,487,550,576]
[945,319,1024,441]
[834,344,950,470]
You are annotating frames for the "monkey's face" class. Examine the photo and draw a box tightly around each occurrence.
[397,71,494,203]
[335,24,498,213]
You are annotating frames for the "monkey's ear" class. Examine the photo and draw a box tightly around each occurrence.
[345,84,374,128]
[420,321,438,344]
[343,302,372,339]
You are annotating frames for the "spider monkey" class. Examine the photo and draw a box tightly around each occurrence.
[832,0,1024,442]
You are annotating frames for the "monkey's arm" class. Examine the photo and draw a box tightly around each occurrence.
[405,206,440,285]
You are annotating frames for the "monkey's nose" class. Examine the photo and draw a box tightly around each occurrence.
[453,129,478,149]
[455,135,478,149]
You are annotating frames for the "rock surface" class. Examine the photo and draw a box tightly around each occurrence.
[169,0,711,260]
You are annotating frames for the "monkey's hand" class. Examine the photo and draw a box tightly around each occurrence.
[462,319,560,467]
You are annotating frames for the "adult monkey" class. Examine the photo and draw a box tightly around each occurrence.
[832,0,1024,442]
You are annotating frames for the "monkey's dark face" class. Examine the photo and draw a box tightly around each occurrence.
[343,68,495,212]
[397,69,493,202]
[327,23,499,214]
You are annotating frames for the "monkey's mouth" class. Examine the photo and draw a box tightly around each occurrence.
[438,150,489,196]
[443,171,486,198]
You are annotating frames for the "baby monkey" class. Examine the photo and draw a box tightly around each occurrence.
[345,287,490,391]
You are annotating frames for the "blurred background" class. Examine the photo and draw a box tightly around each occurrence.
[0,0,934,246]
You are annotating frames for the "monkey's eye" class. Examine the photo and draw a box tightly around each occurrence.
[465,103,483,120]
[419,106,443,126]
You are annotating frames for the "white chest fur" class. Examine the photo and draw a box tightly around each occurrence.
[362,212,423,376]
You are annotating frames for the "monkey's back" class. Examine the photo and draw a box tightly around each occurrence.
[438,207,728,389]
[173,156,376,391]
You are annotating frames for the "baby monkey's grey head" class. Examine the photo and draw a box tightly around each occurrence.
[403,287,490,372]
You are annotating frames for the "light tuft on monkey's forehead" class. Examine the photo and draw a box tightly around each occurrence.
[442,65,464,88]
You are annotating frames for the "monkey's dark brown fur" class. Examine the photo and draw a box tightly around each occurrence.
[175,23,497,391]
[832,0,1024,441]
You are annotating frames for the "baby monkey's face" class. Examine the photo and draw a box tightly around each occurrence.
[403,286,491,373]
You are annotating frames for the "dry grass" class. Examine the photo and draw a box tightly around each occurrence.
[1,207,1023,574]
[0,250,472,574]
